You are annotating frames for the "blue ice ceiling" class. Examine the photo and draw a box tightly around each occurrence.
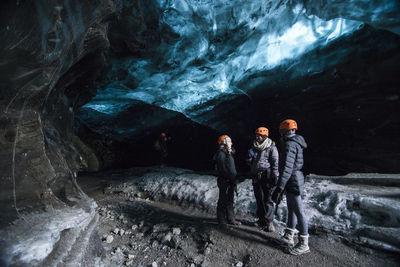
[83,0,397,120]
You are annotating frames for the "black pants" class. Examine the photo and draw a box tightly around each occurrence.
[160,151,168,165]
[252,169,275,226]
[217,178,236,224]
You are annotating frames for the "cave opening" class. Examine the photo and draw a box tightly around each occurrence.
[1,0,400,265]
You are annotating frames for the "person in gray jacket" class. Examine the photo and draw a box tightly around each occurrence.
[247,127,279,232]
[214,135,240,226]
[272,119,310,255]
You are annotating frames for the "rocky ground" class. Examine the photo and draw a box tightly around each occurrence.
[78,169,400,267]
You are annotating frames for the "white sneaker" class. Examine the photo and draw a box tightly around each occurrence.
[289,234,310,255]
[281,228,295,247]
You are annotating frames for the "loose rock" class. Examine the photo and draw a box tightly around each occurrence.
[172,227,181,235]
[162,232,172,244]
[105,235,114,244]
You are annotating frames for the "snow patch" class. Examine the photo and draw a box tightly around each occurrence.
[132,167,400,252]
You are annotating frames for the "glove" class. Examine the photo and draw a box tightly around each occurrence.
[249,149,255,157]
[233,176,245,184]
[272,188,283,204]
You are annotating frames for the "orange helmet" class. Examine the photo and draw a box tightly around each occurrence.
[161,132,166,137]
[255,127,269,136]
[218,135,231,145]
[279,119,298,130]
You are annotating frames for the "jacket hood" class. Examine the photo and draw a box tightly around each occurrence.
[288,134,307,149]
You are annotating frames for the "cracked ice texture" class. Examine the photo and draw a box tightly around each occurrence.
[85,0,398,119]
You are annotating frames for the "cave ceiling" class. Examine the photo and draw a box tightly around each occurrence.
[82,0,399,124]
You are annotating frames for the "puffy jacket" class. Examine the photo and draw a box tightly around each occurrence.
[277,134,307,195]
[215,148,237,183]
[248,143,279,179]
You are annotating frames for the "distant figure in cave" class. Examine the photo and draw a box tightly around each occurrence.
[154,132,170,166]
[246,127,279,232]
[272,119,310,255]
[213,135,240,226]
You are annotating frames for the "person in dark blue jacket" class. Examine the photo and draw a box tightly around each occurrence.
[272,119,310,255]
[214,135,240,226]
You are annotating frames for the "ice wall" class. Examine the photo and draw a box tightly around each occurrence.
[0,0,119,265]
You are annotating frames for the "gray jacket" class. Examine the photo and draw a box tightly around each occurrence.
[248,143,279,179]
[277,134,307,195]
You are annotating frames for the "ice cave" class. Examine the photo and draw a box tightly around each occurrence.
[0,0,399,266]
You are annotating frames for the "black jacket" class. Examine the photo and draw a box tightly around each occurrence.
[215,147,237,183]
[277,134,307,195]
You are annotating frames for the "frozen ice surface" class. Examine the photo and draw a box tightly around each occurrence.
[133,167,400,253]
[0,198,98,265]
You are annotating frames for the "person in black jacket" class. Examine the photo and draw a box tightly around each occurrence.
[214,135,240,226]
[154,132,170,166]
[272,119,310,255]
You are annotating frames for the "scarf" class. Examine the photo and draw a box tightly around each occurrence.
[253,137,272,151]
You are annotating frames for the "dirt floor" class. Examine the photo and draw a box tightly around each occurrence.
[78,170,400,267]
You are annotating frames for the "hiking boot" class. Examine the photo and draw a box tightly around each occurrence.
[217,217,227,226]
[289,234,310,255]
[254,219,267,228]
[262,222,275,232]
[218,222,228,229]
[281,228,295,246]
